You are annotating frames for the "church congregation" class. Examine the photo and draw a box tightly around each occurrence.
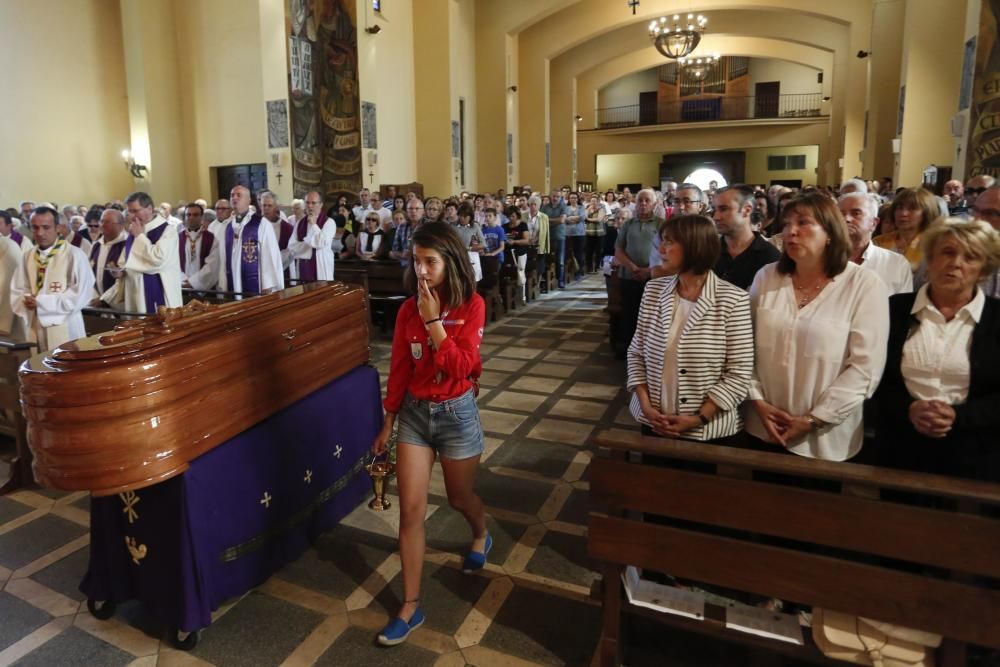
[4,0,1000,664]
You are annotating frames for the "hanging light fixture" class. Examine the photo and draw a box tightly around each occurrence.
[649,13,708,59]
[677,53,721,81]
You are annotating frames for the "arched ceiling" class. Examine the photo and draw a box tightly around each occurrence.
[516,0,867,61]
[581,36,830,94]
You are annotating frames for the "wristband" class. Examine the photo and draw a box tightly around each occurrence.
[697,413,709,426]
[424,317,441,326]
[806,415,821,431]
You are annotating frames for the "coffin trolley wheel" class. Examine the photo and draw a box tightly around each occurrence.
[170,628,200,651]
[87,598,116,620]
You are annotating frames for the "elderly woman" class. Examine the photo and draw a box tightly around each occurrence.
[628,215,753,440]
[875,218,1000,481]
[748,192,889,461]
[873,187,940,272]
[357,212,384,260]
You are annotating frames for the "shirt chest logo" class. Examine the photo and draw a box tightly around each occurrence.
[411,342,423,360]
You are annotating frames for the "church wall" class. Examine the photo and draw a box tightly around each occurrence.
[578,120,827,188]
[450,0,478,193]
[357,0,418,190]
[173,0,268,202]
[862,0,904,181]
[743,144,819,185]
[895,0,967,187]
[0,0,133,205]
[747,59,822,97]
[598,69,660,110]
[412,0,453,197]
[594,153,662,191]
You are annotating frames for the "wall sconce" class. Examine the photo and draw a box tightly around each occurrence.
[121,150,148,178]
[507,85,518,93]
[365,24,381,34]
[574,115,583,122]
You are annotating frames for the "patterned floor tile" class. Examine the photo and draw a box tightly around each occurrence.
[554,488,591,526]
[508,376,566,395]
[484,391,549,414]
[477,410,528,435]
[524,363,575,378]
[485,438,579,479]
[189,591,324,666]
[278,525,399,600]
[547,398,609,421]
[474,469,554,517]
[314,625,438,666]
[0,591,52,652]
[28,544,90,602]
[0,515,88,571]
[479,585,600,666]
[523,530,597,589]
[525,419,595,447]
[11,626,133,667]
[0,496,34,526]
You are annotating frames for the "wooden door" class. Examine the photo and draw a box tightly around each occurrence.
[639,91,658,125]
[754,81,780,118]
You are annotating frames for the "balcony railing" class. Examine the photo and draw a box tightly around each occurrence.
[595,93,824,129]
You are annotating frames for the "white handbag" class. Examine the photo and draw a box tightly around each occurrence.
[812,608,942,667]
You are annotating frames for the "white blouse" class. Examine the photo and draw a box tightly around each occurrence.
[660,295,696,415]
[747,262,890,461]
[901,284,983,404]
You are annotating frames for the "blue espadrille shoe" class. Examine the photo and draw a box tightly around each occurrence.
[377,606,425,646]
[462,532,493,573]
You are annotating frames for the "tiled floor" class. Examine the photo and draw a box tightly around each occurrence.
[0,275,807,666]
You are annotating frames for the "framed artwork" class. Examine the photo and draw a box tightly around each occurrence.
[362,101,377,149]
[266,100,289,149]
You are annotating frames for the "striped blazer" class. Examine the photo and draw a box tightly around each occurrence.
[627,271,754,440]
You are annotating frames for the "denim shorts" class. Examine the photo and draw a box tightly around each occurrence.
[396,389,485,460]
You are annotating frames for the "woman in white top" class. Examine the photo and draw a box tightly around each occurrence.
[627,215,754,441]
[875,218,1000,480]
[748,192,889,461]
[357,213,384,260]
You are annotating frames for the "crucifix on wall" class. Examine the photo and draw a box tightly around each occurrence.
[627,0,639,15]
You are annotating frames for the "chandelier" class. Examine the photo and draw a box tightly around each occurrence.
[649,13,708,59]
[678,53,720,80]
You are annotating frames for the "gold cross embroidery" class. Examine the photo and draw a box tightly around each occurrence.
[119,491,140,524]
[304,470,313,484]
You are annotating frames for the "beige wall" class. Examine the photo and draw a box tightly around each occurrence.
[863,0,904,181]
[748,59,822,97]
[895,0,967,186]
[359,0,417,190]
[0,0,133,205]
[744,145,819,185]
[450,0,478,193]
[594,154,661,192]
[413,0,452,196]
[598,69,659,109]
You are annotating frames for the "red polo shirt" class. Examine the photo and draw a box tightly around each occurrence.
[384,293,485,413]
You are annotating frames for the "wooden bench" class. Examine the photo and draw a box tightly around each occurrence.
[525,247,539,302]
[477,255,503,323]
[0,339,37,495]
[500,251,520,313]
[604,274,624,355]
[588,429,1000,667]
[336,260,407,333]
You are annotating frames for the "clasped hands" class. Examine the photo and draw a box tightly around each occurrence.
[908,399,954,439]
[751,400,813,448]
[641,404,701,438]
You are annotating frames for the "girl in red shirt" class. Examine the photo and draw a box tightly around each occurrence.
[372,222,488,646]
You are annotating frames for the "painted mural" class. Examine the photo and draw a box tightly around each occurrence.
[967,0,1000,178]
[287,0,362,202]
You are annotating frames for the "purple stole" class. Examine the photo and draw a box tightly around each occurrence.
[294,214,328,282]
[69,233,84,249]
[277,220,294,282]
[225,215,263,294]
[178,230,215,273]
[90,240,127,293]
[124,223,169,313]
[10,230,23,246]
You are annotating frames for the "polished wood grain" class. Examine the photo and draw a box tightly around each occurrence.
[20,282,371,496]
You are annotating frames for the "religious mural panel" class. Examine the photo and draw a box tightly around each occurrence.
[966,0,1000,178]
[286,0,362,204]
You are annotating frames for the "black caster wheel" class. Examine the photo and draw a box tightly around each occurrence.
[170,628,200,651]
[87,598,116,620]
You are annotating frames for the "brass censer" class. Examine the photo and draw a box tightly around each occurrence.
[365,455,395,511]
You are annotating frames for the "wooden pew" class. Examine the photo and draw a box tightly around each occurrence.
[588,429,1000,667]
[0,339,37,495]
[83,306,148,335]
[500,251,520,313]
[525,247,539,302]
[336,260,407,333]
[604,273,623,356]
[477,255,503,323]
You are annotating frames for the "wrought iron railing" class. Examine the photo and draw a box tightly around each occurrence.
[596,93,825,129]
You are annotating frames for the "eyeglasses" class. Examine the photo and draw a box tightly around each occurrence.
[87,224,100,228]
[366,217,380,222]
[675,198,701,205]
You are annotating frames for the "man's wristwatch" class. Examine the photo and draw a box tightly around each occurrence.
[805,415,822,431]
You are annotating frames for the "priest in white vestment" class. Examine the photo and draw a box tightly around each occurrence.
[261,192,296,280]
[289,191,336,281]
[10,207,94,351]
[89,209,129,303]
[179,203,219,290]
[216,186,284,294]
[0,235,25,339]
[100,192,183,313]
[0,211,33,253]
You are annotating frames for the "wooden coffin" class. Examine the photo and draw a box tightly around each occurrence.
[20,282,371,496]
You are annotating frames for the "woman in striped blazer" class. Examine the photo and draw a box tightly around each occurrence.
[627,215,754,441]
